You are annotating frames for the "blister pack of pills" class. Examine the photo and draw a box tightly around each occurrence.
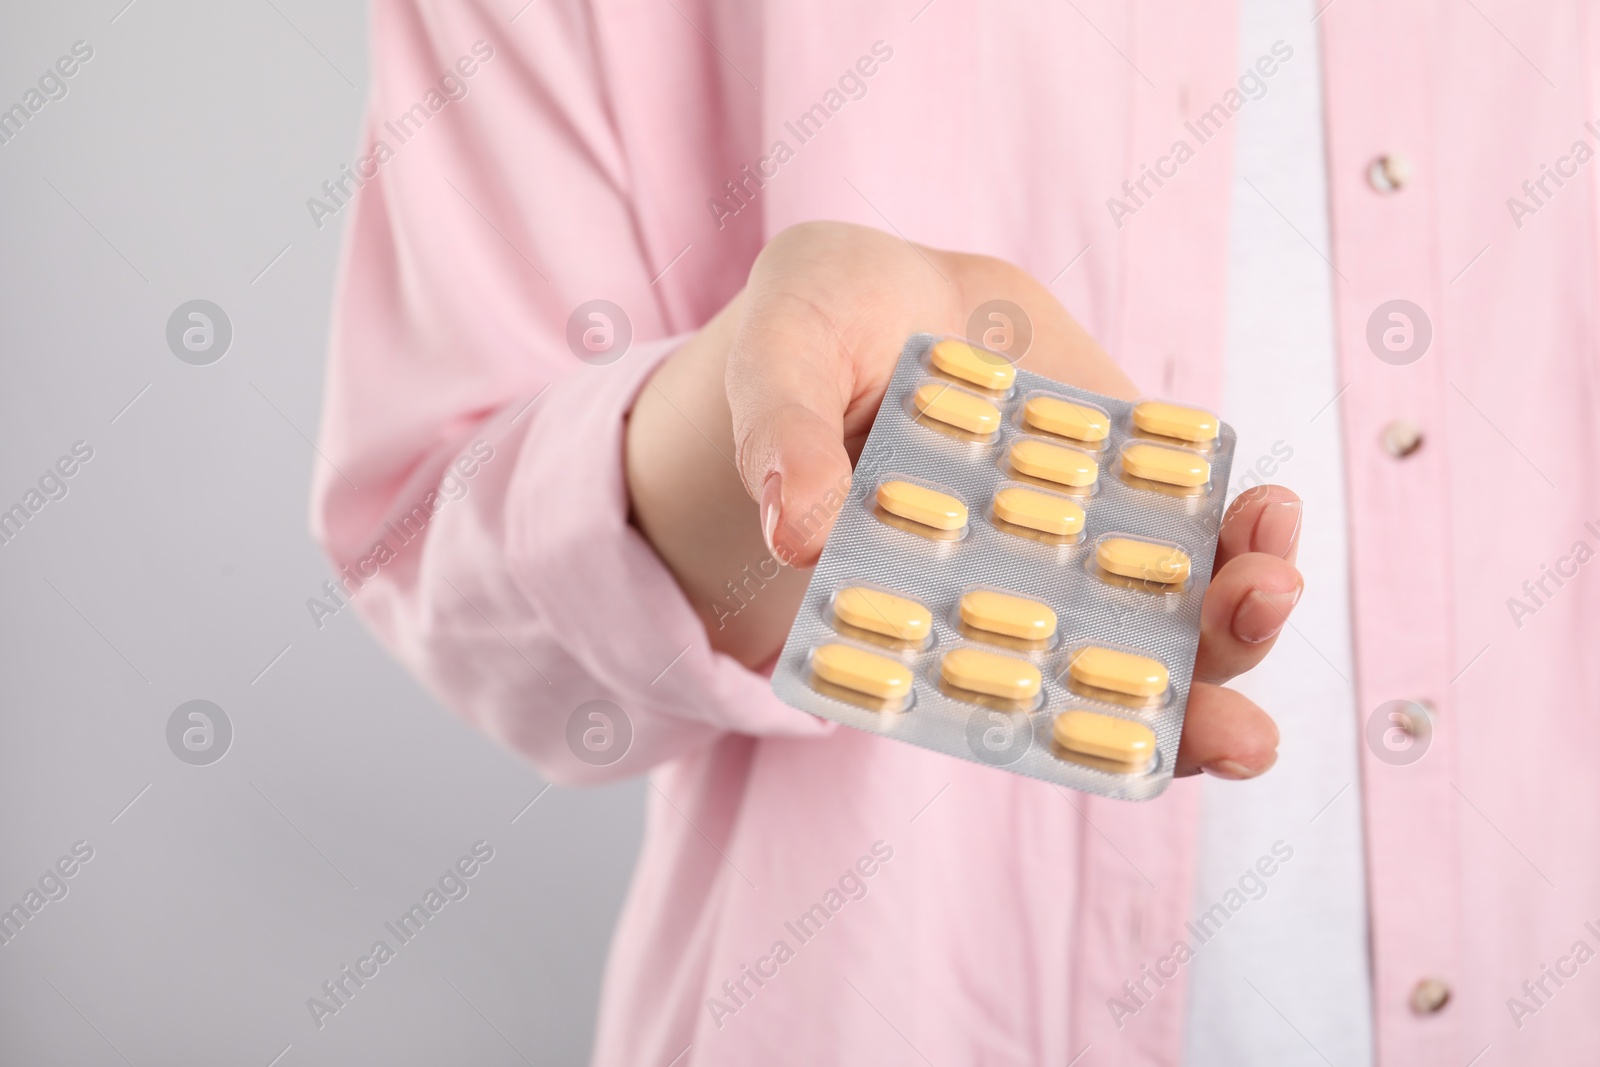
[769,333,1237,800]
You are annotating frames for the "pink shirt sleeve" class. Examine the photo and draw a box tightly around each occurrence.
[310,1,829,785]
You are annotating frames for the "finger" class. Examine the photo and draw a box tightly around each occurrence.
[1174,682,1280,778]
[1215,484,1302,570]
[726,221,961,567]
[725,286,859,568]
[1193,551,1304,684]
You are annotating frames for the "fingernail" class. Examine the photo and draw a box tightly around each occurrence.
[1233,586,1301,644]
[761,472,783,561]
[1203,754,1275,780]
[1253,499,1302,560]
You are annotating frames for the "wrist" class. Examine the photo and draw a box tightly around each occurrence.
[624,292,810,667]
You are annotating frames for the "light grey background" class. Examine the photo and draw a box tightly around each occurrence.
[0,3,643,1064]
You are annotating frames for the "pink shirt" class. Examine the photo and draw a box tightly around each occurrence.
[313,2,1600,1063]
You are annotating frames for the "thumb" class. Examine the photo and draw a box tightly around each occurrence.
[749,406,855,569]
[726,314,856,569]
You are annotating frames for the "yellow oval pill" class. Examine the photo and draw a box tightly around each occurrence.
[993,486,1085,536]
[1096,537,1192,585]
[1023,396,1111,443]
[959,590,1058,641]
[1009,439,1099,487]
[1121,443,1211,488]
[1133,400,1219,443]
[940,648,1042,701]
[913,382,1001,435]
[1052,710,1157,768]
[834,587,932,643]
[931,339,1016,391]
[811,643,913,701]
[1068,647,1170,698]
[877,480,968,531]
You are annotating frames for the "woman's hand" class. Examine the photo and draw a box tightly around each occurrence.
[626,221,1299,778]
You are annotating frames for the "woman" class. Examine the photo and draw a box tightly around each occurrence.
[314,1,1600,1063]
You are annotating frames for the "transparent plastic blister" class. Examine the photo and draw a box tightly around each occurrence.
[770,334,1236,800]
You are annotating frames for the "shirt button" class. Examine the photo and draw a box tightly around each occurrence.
[1410,977,1451,1015]
[1369,153,1414,192]
[1382,420,1424,458]
[1394,699,1433,737]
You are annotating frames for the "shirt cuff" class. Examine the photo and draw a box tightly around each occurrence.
[504,335,834,742]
